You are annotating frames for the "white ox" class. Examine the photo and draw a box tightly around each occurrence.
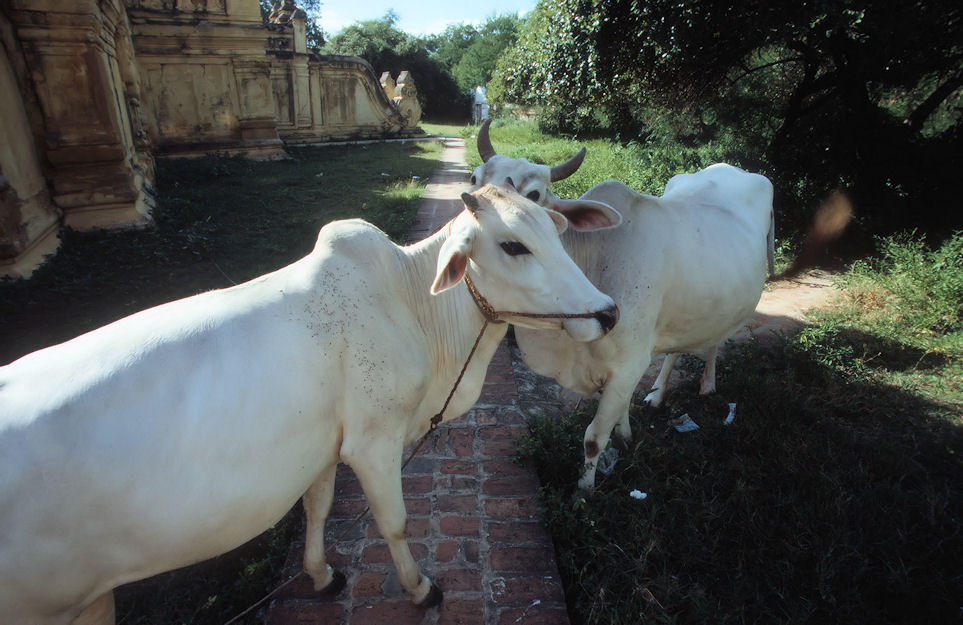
[469,121,775,490]
[0,184,620,625]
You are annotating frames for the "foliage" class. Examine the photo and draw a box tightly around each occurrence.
[492,0,963,235]
[517,233,963,624]
[449,14,521,93]
[801,231,963,399]
[320,12,467,120]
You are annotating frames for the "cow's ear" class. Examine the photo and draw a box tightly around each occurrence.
[431,230,473,294]
[546,197,622,231]
[544,207,569,235]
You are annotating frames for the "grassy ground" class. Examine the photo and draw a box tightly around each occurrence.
[0,139,445,624]
[419,121,466,137]
[518,232,962,624]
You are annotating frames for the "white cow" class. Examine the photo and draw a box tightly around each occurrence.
[470,122,776,490]
[0,184,620,625]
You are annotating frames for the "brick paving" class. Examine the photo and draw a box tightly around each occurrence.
[264,137,838,624]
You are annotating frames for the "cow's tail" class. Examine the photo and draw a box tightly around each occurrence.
[771,190,853,281]
[767,208,776,280]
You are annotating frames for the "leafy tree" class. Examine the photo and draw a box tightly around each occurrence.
[451,15,520,92]
[321,12,468,119]
[493,0,963,232]
[427,23,479,71]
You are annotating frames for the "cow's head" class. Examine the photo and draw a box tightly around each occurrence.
[468,119,622,231]
[431,184,620,342]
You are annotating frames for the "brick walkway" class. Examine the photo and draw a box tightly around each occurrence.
[265,137,571,625]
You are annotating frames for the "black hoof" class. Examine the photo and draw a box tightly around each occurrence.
[417,582,443,608]
[320,570,346,597]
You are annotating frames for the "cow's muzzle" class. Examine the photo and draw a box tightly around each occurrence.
[594,305,619,335]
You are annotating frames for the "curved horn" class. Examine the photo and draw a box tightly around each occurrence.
[477,118,496,163]
[461,192,481,214]
[550,147,587,182]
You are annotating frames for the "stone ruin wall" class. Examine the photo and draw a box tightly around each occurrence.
[0,0,423,278]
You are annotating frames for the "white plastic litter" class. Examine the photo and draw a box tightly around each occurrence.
[629,489,647,500]
[669,413,700,432]
[724,402,737,425]
[596,446,619,475]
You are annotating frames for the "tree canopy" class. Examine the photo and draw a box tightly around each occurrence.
[492,0,963,231]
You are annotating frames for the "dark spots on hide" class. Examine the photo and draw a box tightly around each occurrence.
[584,440,600,459]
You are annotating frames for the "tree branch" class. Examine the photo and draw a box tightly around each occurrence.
[904,66,963,131]
[730,56,805,85]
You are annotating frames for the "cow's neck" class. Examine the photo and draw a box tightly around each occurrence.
[400,228,508,392]
[561,230,605,284]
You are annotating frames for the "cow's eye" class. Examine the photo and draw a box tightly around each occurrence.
[500,241,531,256]
[470,174,477,185]
[526,190,540,202]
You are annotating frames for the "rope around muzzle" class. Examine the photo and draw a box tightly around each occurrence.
[225,275,602,623]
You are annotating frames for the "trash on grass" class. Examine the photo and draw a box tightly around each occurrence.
[629,489,647,500]
[724,402,737,425]
[669,413,700,432]
[596,446,619,475]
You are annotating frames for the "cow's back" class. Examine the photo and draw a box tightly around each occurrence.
[651,165,772,351]
[515,170,773,391]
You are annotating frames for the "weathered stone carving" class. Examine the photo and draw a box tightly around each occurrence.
[392,71,423,128]
[380,71,396,102]
[268,0,303,24]
[0,0,424,277]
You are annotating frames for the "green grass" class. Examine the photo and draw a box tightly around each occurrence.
[517,232,963,625]
[419,121,465,137]
[460,118,768,200]
[0,139,445,624]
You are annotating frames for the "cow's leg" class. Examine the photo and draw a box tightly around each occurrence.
[348,446,441,607]
[699,345,719,395]
[71,592,114,625]
[302,463,344,595]
[579,374,638,491]
[644,353,680,408]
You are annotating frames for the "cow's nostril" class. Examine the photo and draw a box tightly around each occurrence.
[594,305,619,333]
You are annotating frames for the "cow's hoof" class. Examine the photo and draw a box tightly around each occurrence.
[320,570,346,597]
[570,488,593,506]
[417,582,443,608]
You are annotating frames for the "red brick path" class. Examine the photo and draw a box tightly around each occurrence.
[265,138,571,625]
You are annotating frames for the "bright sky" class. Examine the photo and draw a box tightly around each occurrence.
[317,0,538,36]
